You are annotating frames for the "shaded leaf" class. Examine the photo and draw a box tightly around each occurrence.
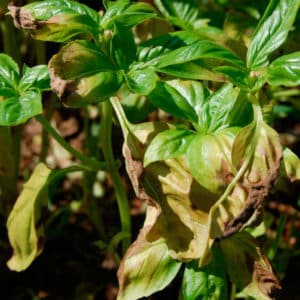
[0,89,42,126]
[126,68,158,95]
[7,163,52,271]
[220,231,281,299]
[247,0,300,70]
[144,129,195,166]
[267,52,300,86]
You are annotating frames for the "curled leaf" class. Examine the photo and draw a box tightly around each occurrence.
[220,231,281,299]
[7,163,52,271]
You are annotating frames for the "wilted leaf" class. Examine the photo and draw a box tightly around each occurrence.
[49,40,121,106]
[209,117,283,238]
[247,0,300,70]
[118,231,181,300]
[220,231,281,299]
[7,163,52,271]
[9,0,100,42]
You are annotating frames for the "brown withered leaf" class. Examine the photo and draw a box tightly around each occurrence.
[209,120,282,239]
[220,231,281,300]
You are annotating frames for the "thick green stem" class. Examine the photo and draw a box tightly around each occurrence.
[36,114,107,171]
[100,100,131,253]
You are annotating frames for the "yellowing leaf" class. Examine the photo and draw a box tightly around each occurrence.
[7,163,52,271]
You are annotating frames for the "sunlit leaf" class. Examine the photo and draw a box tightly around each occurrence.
[0,89,42,126]
[144,129,195,166]
[0,53,19,89]
[9,0,100,42]
[267,52,300,86]
[247,0,300,70]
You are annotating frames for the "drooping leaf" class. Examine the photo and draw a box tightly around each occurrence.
[186,128,238,195]
[181,246,228,300]
[9,0,100,42]
[118,234,181,300]
[266,52,300,86]
[247,0,300,70]
[7,163,52,271]
[220,231,281,299]
[148,81,198,122]
[144,129,195,166]
[126,68,158,95]
[0,89,42,126]
[209,114,283,239]
[19,65,50,92]
[49,40,121,106]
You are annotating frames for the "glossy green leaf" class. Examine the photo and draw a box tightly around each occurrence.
[7,163,52,271]
[186,128,238,195]
[111,23,136,70]
[200,83,240,133]
[247,0,300,70]
[19,65,50,92]
[9,0,100,42]
[267,52,300,86]
[0,53,19,89]
[118,237,181,300]
[101,1,157,29]
[220,231,281,299]
[148,81,198,122]
[181,246,228,300]
[153,40,246,69]
[0,89,42,126]
[144,129,195,166]
[126,68,158,95]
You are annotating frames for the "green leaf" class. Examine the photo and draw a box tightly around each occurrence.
[19,65,50,92]
[118,237,181,300]
[144,129,195,166]
[0,89,42,126]
[153,40,246,70]
[9,0,100,42]
[111,23,137,70]
[101,1,157,29]
[7,163,52,271]
[126,68,158,95]
[267,52,300,86]
[148,81,198,122]
[181,246,228,300]
[280,147,300,182]
[201,83,240,133]
[186,128,238,195]
[247,0,300,70]
[0,53,19,89]
[220,231,281,299]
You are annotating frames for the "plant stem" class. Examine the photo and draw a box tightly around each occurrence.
[36,114,107,171]
[100,100,131,253]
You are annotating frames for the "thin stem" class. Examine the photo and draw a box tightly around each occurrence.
[100,100,131,253]
[36,114,107,171]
